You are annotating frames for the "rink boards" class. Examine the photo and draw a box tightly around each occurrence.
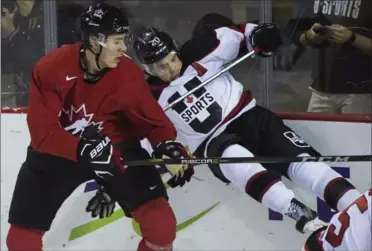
[1,111,371,250]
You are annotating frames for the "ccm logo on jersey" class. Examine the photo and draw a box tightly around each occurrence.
[181,92,215,123]
[90,136,111,159]
[181,159,213,164]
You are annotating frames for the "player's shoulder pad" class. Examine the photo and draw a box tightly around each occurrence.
[35,44,80,72]
[147,76,168,101]
[116,56,147,92]
[122,53,132,59]
[118,55,143,76]
[180,29,219,67]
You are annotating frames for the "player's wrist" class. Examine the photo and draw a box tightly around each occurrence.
[345,30,356,46]
[303,30,319,45]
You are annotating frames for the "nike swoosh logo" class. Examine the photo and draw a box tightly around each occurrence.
[149,185,158,190]
[66,76,78,81]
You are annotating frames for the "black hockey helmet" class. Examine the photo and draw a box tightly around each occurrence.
[81,2,129,43]
[133,27,178,65]
[80,2,130,72]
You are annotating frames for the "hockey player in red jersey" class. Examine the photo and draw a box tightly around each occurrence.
[132,14,362,234]
[304,188,372,251]
[6,3,192,251]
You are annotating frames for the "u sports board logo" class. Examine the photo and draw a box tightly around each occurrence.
[68,166,351,241]
[68,167,219,242]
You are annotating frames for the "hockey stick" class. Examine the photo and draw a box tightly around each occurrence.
[124,154,372,166]
[163,49,258,111]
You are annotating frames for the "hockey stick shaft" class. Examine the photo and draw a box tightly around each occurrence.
[124,155,372,166]
[163,49,257,111]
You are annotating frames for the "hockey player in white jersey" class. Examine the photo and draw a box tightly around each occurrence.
[304,188,372,251]
[132,15,361,233]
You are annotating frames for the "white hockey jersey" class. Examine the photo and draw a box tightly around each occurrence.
[154,24,258,155]
[304,188,372,251]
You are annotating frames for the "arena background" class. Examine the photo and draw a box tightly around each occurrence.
[2,0,316,112]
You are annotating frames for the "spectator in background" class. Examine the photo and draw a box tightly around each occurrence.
[57,3,85,46]
[1,0,44,106]
[290,0,372,114]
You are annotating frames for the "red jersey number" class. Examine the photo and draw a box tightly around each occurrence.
[325,194,368,247]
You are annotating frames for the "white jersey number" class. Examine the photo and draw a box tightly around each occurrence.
[167,77,222,134]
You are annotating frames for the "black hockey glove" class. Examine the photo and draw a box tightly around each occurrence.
[249,23,282,57]
[77,126,122,179]
[153,141,194,188]
[86,185,116,219]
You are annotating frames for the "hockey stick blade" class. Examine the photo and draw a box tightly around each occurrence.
[124,155,372,166]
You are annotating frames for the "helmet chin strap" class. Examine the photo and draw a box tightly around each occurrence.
[86,45,104,70]
[81,44,109,83]
[142,64,157,77]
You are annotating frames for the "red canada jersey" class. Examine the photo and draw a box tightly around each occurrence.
[27,43,176,162]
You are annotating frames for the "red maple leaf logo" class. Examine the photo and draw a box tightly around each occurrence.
[186,96,193,104]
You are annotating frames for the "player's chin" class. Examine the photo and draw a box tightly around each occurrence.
[169,73,180,81]
[106,60,120,68]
